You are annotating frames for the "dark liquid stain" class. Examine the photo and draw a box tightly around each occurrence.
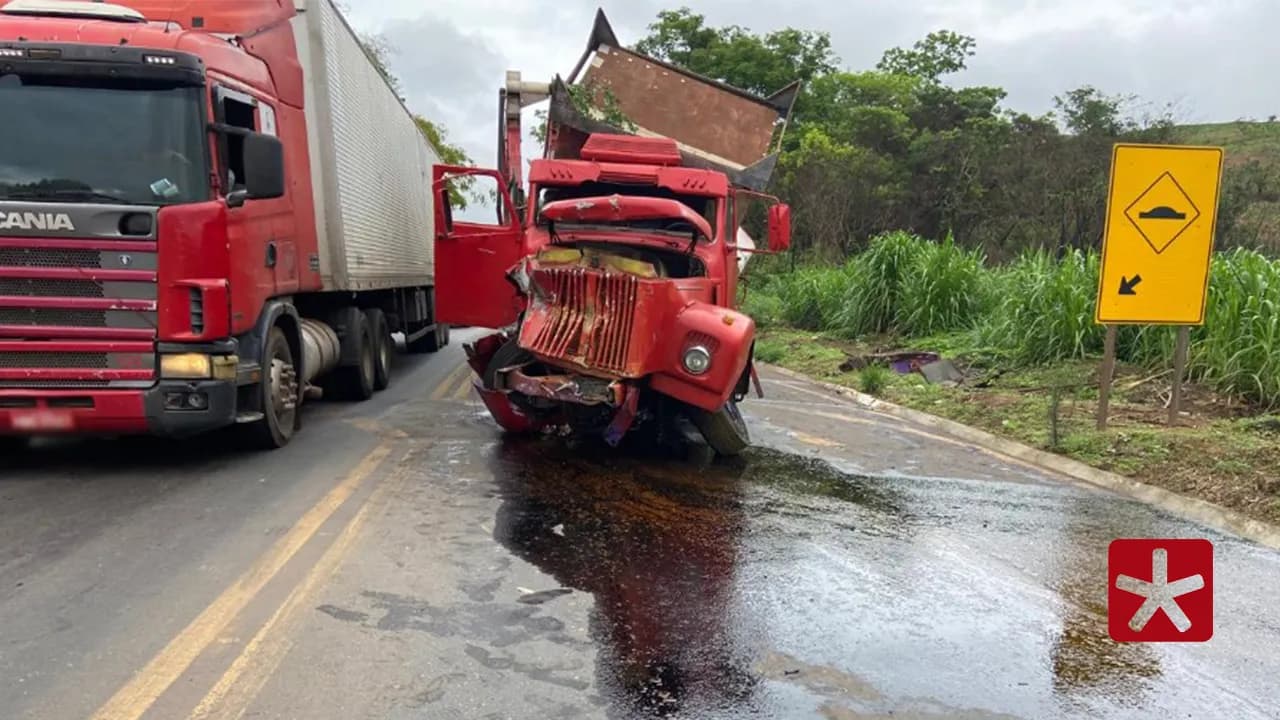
[485,434,906,718]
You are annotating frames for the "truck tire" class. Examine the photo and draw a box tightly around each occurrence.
[242,326,300,450]
[407,323,447,354]
[332,312,376,401]
[689,401,751,457]
[366,308,392,391]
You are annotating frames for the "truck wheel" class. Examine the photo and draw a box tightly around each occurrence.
[406,323,446,354]
[243,326,300,450]
[689,401,751,457]
[482,339,533,390]
[333,312,376,401]
[366,309,392,391]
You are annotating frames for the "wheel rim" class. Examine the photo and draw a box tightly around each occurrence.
[268,344,298,433]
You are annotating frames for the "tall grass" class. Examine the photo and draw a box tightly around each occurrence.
[836,231,927,335]
[894,234,991,336]
[977,249,1103,364]
[1191,249,1280,407]
[745,236,1280,408]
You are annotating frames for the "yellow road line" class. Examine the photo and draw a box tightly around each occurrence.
[89,443,394,720]
[188,453,408,720]
[453,371,475,400]
[430,364,469,401]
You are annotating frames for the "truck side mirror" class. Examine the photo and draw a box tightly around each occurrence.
[768,203,792,252]
[243,132,285,201]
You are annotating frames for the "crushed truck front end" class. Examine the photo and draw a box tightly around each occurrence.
[432,9,794,455]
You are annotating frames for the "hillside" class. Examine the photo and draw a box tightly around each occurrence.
[1173,121,1280,253]
[1173,121,1280,164]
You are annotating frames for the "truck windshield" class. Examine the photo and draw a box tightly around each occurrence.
[0,75,207,206]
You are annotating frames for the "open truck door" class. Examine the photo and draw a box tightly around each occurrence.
[432,165,525,329]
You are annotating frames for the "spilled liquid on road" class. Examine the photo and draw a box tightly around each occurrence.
[480,435,1180,719]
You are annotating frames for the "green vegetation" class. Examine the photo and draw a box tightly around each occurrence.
[633,9,1280,259]
[757,327,1280,524]
[746,233,1280,408]
[857,364,892,396]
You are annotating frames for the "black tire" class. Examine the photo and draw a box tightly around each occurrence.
[689,400,751,457]
[482,340,534,390]
[333,312,376,401]
[242,326,300,450]
[366,308,392,392]
[1,436,29,455]
[406,323,446,354]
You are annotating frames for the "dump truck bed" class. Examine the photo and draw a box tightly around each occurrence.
[546,10,798,191]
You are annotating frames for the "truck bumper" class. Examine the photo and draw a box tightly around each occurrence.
[0,380,237,439]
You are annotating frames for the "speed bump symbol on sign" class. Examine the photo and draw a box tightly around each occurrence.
[1096,144,1224,326]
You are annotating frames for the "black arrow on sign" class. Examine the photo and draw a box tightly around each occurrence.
[1119,275,1142,295]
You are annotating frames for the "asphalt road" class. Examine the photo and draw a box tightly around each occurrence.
[1,330,1276,720]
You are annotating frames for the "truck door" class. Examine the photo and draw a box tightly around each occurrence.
[433,166,525,329]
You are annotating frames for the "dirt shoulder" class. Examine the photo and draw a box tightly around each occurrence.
[756,327,1280,526]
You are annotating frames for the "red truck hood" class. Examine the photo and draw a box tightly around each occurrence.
[538,195,713,243]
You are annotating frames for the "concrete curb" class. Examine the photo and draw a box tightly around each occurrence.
[762,363,1280,551]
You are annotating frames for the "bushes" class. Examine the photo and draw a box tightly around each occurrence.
[744,235,1280,407]
[894,234,990,336]
[978,249,1103,364]
[1191,249,1280,407]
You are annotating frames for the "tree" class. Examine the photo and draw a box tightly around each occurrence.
[876,30,976,84]
[634,7,837,96]
[358,31,404,100]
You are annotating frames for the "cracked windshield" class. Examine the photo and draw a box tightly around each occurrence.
[1,1,1275,720]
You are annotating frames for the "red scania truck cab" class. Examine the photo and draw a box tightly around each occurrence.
[0,0,450,449]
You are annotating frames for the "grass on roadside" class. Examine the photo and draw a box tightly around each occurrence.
[754,326,1280,525]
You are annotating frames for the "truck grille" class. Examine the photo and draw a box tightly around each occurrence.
[0,352,109,369]
[0,235,158,389]
[520,267,641,376]
[0,247,100,268]
[0,278,104,298]
[0,307,108,326]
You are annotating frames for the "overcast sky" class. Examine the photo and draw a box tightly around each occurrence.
[343,0,1278,169]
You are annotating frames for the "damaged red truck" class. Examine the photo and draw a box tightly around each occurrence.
[434,12,796,455]
[0,0,452,449]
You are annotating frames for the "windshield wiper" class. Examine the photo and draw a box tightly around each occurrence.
[2,188,136,205]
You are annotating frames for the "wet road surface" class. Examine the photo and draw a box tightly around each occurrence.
[1,332,1277,719]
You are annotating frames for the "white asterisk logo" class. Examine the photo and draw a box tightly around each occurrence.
[1115,547,1205,633]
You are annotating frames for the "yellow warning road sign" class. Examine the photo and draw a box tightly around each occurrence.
[1096,143,1224,325]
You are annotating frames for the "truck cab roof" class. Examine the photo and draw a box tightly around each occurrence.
[0,2,281,98]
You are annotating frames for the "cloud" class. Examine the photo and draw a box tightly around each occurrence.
[342,0,1277,170]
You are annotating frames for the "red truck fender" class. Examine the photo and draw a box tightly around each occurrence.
[649,302,755,413]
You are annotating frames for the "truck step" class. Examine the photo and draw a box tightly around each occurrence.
[235,411,265,424]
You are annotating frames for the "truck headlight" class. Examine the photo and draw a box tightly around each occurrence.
[161,353,211,379]
[682,346,712,375]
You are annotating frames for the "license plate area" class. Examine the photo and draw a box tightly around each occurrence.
[11,409,75,431]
